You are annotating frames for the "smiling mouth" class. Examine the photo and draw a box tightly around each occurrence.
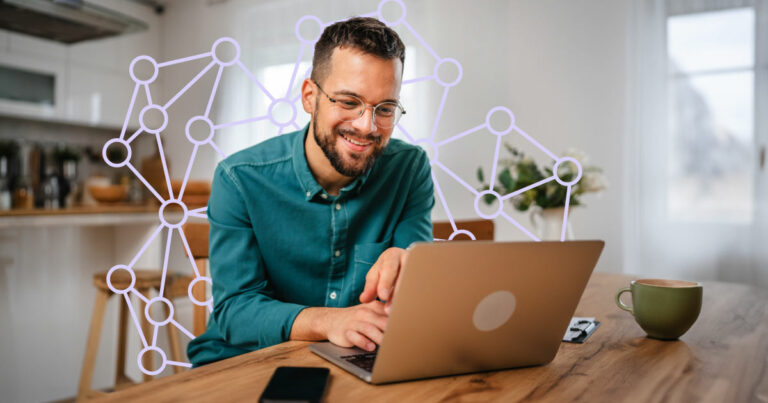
[340,133,373,147]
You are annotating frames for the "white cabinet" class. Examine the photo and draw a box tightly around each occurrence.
[0,48,67,121]
[65,64,132,127]
[0,1,160,129]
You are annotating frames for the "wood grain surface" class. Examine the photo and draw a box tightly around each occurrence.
[97,273,768,402]
[0,204,156,217]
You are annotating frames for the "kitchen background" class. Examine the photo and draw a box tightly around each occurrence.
[0,0,766,401]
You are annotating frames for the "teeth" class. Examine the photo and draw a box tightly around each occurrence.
[342,134,370,146]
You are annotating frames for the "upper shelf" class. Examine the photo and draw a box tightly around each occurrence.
[0,204,190,228]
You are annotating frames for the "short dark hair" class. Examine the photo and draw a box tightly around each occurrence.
[311,17,405,85]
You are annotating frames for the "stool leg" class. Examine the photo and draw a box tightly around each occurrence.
[114,298,132,387]
[164,301,183,374]
[137,288,154,382]
[77,289,110,401]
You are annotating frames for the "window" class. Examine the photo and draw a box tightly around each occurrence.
[666,8,756,223]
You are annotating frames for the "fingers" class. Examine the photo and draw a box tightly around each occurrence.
[345,329,378,351]
[384,252,408,314]
[355,320,385,346]
[365,300,388,316]
[377,257,399,302]
[359,268,380,303]
[362,305,388,331]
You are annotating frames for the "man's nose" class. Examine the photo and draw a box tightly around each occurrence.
[351,107,377,133]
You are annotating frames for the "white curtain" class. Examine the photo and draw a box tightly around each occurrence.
[625,0,768,286]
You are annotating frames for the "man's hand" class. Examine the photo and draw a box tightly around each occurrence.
[359,247,408,313]
[325,301,388,351]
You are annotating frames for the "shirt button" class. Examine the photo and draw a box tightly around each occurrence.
[321,193,328,199]
[306,191,311,197]
[335,203,341,210]
[330,291,337,300]
[334,250,340,257]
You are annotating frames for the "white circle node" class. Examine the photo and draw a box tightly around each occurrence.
[268,98,298,127]
[295,15,324,43]
[185,116,215,145]
[554,157,583,186]
[211,37,240,66]
[416,140,439,165]
[137,347,167,376]
[486,106,515,136]
[377,0,407,26]
[158,199,188,229]
[106,265,135,295]
[473,290,516,331]
[145,297,174,326]
[434,58,463,87]
[448,229,476,241]
[129,55,158,84]
[474,190,503,219]
[188,276,213,306]
[139,104,168,134]
[102,138,132,168]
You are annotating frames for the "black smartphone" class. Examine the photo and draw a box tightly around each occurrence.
[259,366,330,403]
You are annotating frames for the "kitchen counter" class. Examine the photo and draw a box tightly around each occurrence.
[0,204,188,228]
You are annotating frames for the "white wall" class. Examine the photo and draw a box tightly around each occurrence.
[158,0,628,273]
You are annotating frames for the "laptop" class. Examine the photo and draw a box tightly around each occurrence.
[309,240,604,384]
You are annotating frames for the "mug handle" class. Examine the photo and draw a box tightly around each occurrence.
[615,287,634,315]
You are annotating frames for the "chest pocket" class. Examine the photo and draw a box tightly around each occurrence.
[351,239,391,298]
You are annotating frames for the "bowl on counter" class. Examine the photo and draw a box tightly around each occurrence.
[88,185,128,204]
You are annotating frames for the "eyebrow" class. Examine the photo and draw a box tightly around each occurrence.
[332,89,399,104]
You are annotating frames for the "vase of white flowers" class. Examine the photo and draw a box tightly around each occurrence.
[477,145,607,240]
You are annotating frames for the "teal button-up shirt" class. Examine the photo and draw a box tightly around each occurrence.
[187,126,434,366]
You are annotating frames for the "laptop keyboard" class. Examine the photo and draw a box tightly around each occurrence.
[340,352,378,372]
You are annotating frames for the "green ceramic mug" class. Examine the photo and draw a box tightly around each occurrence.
[615,279,703,340]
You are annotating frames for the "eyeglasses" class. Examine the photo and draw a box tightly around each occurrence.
[313,81,406,129]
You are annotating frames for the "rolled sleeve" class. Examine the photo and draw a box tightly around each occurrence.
[207,163,307,350]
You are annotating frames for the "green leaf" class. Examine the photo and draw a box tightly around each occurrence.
[498,168,514,190]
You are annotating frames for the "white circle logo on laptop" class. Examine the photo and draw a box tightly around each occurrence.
[473,290,517,331]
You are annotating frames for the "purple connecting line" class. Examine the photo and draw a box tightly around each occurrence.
[165,61,216,109]
[119,84,140,140]
[158,227,173,297]
[155,132,174,200]
[157,51,212,68]
[102,0,585,375]
[177,144,199,201]
[205,65,224,118]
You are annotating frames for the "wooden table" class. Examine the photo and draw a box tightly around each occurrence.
[99,273,768,402]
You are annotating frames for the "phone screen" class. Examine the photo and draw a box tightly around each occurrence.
[259,366,330,403]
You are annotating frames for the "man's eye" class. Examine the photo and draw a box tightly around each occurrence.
[377,105,395,116]
[339,99,360,108]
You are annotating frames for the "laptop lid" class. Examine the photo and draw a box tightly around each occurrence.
[368,240,604,384]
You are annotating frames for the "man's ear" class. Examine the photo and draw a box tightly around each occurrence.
[300,78,315,114]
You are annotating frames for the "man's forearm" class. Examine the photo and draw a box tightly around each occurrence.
[289,307,335,341]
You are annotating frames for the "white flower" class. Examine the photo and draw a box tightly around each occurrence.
[563,148,590,165]
[580,171,608,193]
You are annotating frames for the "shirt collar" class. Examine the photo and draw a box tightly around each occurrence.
[292,124,374,202]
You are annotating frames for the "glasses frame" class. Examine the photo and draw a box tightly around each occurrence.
[313,80,406,129]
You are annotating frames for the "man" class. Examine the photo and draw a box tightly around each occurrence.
[187,17,434,367]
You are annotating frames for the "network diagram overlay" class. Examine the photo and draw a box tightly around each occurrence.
[101,0,583,375]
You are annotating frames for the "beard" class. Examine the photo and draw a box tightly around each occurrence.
[312,110,388,177]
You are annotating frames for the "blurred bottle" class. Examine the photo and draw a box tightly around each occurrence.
[30,143,46,208]
[43,167,60,209]
[13,141,34,209]
[0,156,11,211]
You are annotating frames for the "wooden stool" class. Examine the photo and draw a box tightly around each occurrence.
[76,269,183,401]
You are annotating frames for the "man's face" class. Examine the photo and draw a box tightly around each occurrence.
[311,47,402,177]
